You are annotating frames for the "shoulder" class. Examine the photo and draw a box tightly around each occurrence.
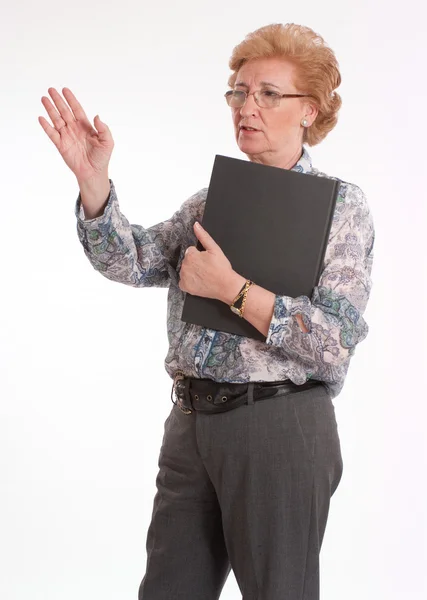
[178,187,208,220]
[310,167,375,249]
[310,166,369,207]
[311,166,373,218]
[179,187,208,210]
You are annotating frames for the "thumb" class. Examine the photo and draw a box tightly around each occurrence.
[93,115,114,146]
[93,115,111,140]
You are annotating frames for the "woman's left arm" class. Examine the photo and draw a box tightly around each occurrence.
[224,184,375,368]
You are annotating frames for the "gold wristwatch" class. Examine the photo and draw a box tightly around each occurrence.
[230,279,254,318]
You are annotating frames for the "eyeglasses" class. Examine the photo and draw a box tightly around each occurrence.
[225,89,311,109]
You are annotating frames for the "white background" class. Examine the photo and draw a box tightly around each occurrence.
[1,0,426,598]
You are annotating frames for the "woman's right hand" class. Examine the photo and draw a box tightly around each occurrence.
[38,87,114,184]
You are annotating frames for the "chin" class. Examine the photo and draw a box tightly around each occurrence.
[237,139,263,156]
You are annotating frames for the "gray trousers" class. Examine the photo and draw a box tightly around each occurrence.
[138,382,343,600]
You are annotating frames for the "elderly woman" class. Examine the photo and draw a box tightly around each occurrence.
[39,22,374,600]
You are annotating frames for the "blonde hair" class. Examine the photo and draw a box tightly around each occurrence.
[228,23,342,146]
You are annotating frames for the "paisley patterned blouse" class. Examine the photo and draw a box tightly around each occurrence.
[75,147,375,399]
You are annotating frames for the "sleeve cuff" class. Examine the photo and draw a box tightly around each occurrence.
[265,294,312,346]
[74,178,115,225]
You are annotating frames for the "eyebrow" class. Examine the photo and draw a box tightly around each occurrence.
[235,81,281,89]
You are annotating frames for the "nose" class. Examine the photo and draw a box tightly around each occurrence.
[239,92,258,117]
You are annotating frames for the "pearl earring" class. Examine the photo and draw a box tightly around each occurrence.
[301,118,309,127]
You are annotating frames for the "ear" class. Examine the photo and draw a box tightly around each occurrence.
[303,100,319,125]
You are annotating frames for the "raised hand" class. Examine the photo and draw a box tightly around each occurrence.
[39,87,114,184]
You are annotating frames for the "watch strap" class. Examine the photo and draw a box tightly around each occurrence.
[230,279,254,318]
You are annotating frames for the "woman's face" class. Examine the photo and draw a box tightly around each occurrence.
[231,57,316,167]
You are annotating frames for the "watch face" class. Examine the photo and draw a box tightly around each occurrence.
[230,306,241,316]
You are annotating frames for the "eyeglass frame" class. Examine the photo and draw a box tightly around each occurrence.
[224,89,311,109]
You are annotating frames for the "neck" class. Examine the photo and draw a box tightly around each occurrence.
[248,145,303,170]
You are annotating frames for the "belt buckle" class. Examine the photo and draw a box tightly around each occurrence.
[173,370,192,414]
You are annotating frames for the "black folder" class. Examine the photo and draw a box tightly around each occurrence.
[181,154,340,342]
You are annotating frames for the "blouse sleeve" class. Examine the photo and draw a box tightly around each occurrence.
[75,179,205,288]
[265,182,375,369]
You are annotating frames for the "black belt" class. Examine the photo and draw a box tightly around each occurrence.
[171,370,324,415]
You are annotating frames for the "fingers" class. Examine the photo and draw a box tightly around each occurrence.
[39,87,93,145]
[62,87,90,123]
[41,87,89,130]
[40,95,64,132]
[40,90,70,133]
[38,115,61,149]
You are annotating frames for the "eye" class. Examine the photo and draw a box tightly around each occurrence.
[261,90,280,98]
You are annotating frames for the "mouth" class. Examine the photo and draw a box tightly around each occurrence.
[239,126,261,134]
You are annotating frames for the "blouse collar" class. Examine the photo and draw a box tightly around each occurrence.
[291,146,313,174]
